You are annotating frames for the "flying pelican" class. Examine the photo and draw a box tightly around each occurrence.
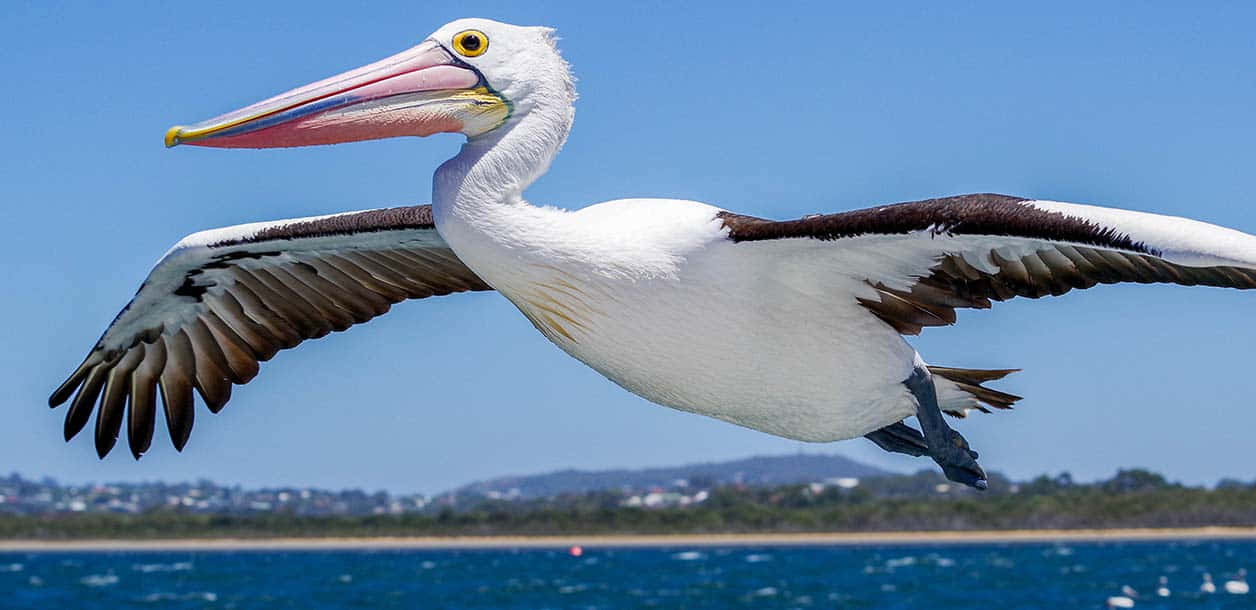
[48,19,1256,489]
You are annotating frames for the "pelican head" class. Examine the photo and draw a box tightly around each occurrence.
[164,18,570,148]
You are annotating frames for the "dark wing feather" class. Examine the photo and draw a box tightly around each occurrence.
[859,246,1256,336]
[50,205,491,458]
[718,193,1256,336]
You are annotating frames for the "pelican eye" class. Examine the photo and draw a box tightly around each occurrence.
[452,30,488,57]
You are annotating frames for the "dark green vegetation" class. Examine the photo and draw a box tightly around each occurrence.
[3,469,1255,539]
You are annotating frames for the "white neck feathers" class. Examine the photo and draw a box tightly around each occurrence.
[432,43,575,229]
[428,33,579,290]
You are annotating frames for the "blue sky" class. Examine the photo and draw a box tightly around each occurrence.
[3,2,1255,494]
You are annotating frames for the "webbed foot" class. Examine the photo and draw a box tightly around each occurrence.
[932,427,987,490]
[865,421,928,457]
[903,362,988,490]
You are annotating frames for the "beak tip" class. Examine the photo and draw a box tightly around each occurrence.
[164,126,185,148]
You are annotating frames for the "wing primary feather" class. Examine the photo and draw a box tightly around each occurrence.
[249,268,335,337]
[908,277,985,309]
[393,248,485,292]
[186,319,233,413]
[857,293,929,335]
[1019,252,1065,296]
[239,269,327,338]
[374,250,458,292]
[64,363,109,441]
[939,255,984,281]
[1183,264,1231,286]
[223,279,304,348]
[287,261,377,322]
[306,259,392,315]
[1115,252,1160,283]
[1217,266,1256,287]
[195,375,232,414]
[49,353,103,408]
[1069,247,1121,284]
[1053,246,1103,280]
[992,250,1031,288]
[323,254,409,301]
[234,268,315,335]
[420,248,486,282]
[1112,253,1151,282]
[128,340,165,459]
[1141,256,1187,284]
[201,312,261,383]
[95,346,144,458]
[268,266,356,331]
[1036,248,1094,290]
[207,292,282,359]
[304,266,381,322]
[1095,250,1143,281]
[187,318,238,383]
[158,330,196,451]
[343,252,429,296]
[390,248,479,291]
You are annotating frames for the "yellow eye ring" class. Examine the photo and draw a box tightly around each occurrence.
[452,30,489,57]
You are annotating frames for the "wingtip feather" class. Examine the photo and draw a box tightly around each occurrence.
[49,355,101,407]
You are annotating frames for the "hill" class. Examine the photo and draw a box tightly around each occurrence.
[444,453,890,500]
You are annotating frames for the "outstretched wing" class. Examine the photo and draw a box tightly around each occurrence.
[718,193,1256,336]
[50,205,491,458]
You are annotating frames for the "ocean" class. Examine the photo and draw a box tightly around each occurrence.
[1,540,1251,608]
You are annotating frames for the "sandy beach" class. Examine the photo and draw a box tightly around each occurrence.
[3,527,1255,552]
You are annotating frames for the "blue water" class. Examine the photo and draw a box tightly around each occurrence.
[1,540,1252,608]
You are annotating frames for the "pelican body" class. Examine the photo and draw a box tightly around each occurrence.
[50,19,1256,489]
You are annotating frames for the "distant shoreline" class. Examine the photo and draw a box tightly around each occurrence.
[4,527,1256,552]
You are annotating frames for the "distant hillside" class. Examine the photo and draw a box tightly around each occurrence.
[446,453,890,500]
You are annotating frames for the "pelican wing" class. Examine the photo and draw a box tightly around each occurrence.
[50,205,490,458]
[718,193,1256,335]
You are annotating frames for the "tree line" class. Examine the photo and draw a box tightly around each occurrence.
[3,469,1254,539]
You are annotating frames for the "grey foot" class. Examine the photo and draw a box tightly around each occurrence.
[903,364,988,490]
[932,427,987,490]
[865,421,928,457]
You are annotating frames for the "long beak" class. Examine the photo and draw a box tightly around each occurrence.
[165,40,506,148]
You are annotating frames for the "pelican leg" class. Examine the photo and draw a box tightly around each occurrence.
[904,364,988,490]
[864,421,928,457]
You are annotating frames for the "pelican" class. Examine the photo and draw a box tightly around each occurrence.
[48,19,1256,489]
[1202,573,1217,594]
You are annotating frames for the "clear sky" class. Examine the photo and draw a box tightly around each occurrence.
[2,2,1255,494]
